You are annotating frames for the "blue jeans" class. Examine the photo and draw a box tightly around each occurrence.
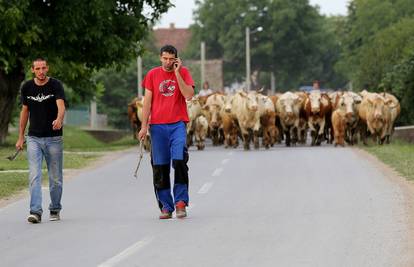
[27,136,63,216]
[150,122,189,212]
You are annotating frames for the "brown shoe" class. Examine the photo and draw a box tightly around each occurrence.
[175,201,187,218]
[159,209,172,219]
[27,213,41,224]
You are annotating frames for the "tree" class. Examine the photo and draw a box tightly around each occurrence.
[94,37,161,129]
[337,0,414,124]
[339,0,414,87]
[383,52,414,125]
[0,0,171,143]
[186,0,329,90]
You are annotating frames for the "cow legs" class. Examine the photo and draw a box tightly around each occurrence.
[243,134,250,150]
[310,129,318,146]
[262,127,270,149]
[358,121,368,145]
[241,128,250,150]
[218,128,225,145]
[210,127,219,146]
[253,130,260,149]
[285,129,291,147]
[308,121,318,146]
[231,127,239,148]
[186,130,194,147]
[195,134,205,150]
[316,120,326,146]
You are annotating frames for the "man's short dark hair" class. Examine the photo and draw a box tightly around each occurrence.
[160,45,178,57]
[32,57,47,67]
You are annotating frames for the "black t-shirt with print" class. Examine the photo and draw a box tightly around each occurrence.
[21,78,65,137]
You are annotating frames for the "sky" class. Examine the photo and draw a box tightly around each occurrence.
[155,0,350,28]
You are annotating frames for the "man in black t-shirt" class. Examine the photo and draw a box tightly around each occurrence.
[15,58,66,224]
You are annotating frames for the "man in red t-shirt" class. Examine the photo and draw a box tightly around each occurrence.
[138,45,194,219]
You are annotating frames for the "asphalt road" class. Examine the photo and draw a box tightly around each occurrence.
[0,143,411,267]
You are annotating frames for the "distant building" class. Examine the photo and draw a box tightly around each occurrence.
[153,23,192,51]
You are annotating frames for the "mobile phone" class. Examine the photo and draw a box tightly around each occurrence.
[174,58,179,68]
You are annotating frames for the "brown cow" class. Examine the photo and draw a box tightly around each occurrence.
[221,94,239,148]
[304,90,332,146]
[127,97,141,139]
[331,108,346,147]
[331,92,362,146]
[358,93,391,145]
[295,92,308,145]
[256,93,278,149]
[127,97,151,151]
[194,115,209,150]
[269,94,284,144]
[382,92,401,144]
[203,93,225,146]
[186,97,203,147]
[231,91,260,150]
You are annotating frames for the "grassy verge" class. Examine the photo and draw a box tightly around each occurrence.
[0,172,27,199]
[0,126,136,199]
[361,138,414,181]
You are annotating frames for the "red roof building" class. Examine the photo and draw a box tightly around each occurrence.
[153,23,192,51]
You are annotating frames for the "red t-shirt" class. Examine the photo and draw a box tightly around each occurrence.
[142,66,194,124]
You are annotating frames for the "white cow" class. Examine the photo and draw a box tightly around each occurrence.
[231,91,260,150]
[276,92,301,146]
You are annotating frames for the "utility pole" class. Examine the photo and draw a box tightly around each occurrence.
[137,56,142,97]
[245,26,262,91]
[271,72,276,94]
[201,41,206,90]
[90,97,97,129]
[246,27,251,91]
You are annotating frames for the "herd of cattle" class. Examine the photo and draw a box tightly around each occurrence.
[127,89,400,151]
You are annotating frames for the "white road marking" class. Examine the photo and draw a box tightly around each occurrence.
[98,236,154,267]
[221,158,230,165]
[197,182,213,194]
[212,168,223,177]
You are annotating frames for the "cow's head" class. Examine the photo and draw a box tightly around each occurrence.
[342,92,361,118]
[368,96,387,121]
[280,92,299,119]
[308,90,322,114]
[238,91,258,112]
[224,94,234,113]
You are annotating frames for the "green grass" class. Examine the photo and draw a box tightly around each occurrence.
[0,126,136,200]
[361,139,414,181]
[0,172,27,199]
[63,126,137,151]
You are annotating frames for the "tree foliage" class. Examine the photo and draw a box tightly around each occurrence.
[93,38,161,129]
[186,0,345,90]
[0,0,171,143]
[339,0,414,124]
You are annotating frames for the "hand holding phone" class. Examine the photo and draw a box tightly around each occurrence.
[174,58,181,71]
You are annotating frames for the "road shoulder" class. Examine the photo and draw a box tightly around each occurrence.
[353,147,414,267]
